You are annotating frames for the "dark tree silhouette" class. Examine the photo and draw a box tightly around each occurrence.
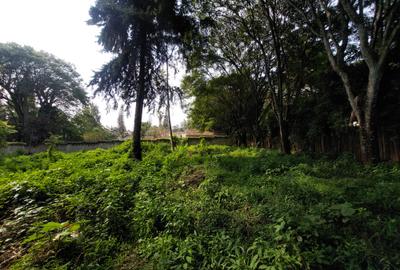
[89,0,194,160]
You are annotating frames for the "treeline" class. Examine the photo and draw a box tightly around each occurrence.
[182,0,400,163]
[2,1,399,164]
[86,0,400,164]
[0,43,118,145]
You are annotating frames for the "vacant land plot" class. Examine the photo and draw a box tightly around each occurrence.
[1,142,399,269]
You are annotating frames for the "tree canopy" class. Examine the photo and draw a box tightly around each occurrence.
[0,43,87,144]
[89,0,195,160]
[183,0,400,163]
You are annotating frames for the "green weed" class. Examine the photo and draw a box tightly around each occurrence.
[0,142,399,269]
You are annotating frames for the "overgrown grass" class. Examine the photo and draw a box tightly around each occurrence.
[1,142,400,269]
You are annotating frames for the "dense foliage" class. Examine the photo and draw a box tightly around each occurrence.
[71,104,116,143]
[0,43,119,145]
[183,72,267,146]
[0,121,15,148]
[184,0,400,163]
[88,0,195,160]
[1,143,400,269]
[0,43,87,144]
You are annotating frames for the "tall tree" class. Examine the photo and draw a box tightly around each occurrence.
[289,0,400,163]
[0,43,87,144]
[165,53,175,150]
[89,0,194,160]
[154,51,184,150]
[191,0,314,152]
[189,0,269,146]
[183,71,268,146]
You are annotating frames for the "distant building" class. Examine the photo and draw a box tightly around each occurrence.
[176,129,225,138]
[143,128,227,140]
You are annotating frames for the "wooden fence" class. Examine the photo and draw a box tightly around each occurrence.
[293,130,400,162]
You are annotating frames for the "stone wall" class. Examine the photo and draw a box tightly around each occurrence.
[1,141,123,155]
[1,137,232,155]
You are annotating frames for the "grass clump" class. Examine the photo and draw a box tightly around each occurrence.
[0,142,399,269]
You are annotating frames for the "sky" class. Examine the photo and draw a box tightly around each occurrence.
[0,0,186,129]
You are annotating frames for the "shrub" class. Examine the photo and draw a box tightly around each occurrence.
[1,143,399,269]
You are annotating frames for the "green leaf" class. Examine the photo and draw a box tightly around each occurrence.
[41,222,65,232]
[331,203,356,217]
[250,254,259,269]
[69,223,80,232]
[339,203,355,217]
[23,233,42,244]
[186,256,193,263]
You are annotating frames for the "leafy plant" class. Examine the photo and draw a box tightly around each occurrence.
[1,143,400,269]
[0,120,15,148]
[44,134,63,161]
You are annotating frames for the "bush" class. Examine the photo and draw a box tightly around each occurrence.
[0,120,15,148]
[1,143,399,269]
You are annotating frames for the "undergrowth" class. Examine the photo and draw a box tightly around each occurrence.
[1,142,399,269]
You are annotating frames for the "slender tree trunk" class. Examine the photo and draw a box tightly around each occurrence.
[166,94,175,150]
[277,115,290,154]
[166,55,175,151]
[131,37,146,161]
[280,121,291,154]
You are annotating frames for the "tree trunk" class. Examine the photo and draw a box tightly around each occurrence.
[13,97,30,144]
[331,65,382,164]
[359,122,379,164]
[278,117,291,154]
[166,55,175,151]
[132,84,145,161]
[238,132,247,147]
[359,70,382,164]
[131,37,147,161]
[166,94,175,151]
